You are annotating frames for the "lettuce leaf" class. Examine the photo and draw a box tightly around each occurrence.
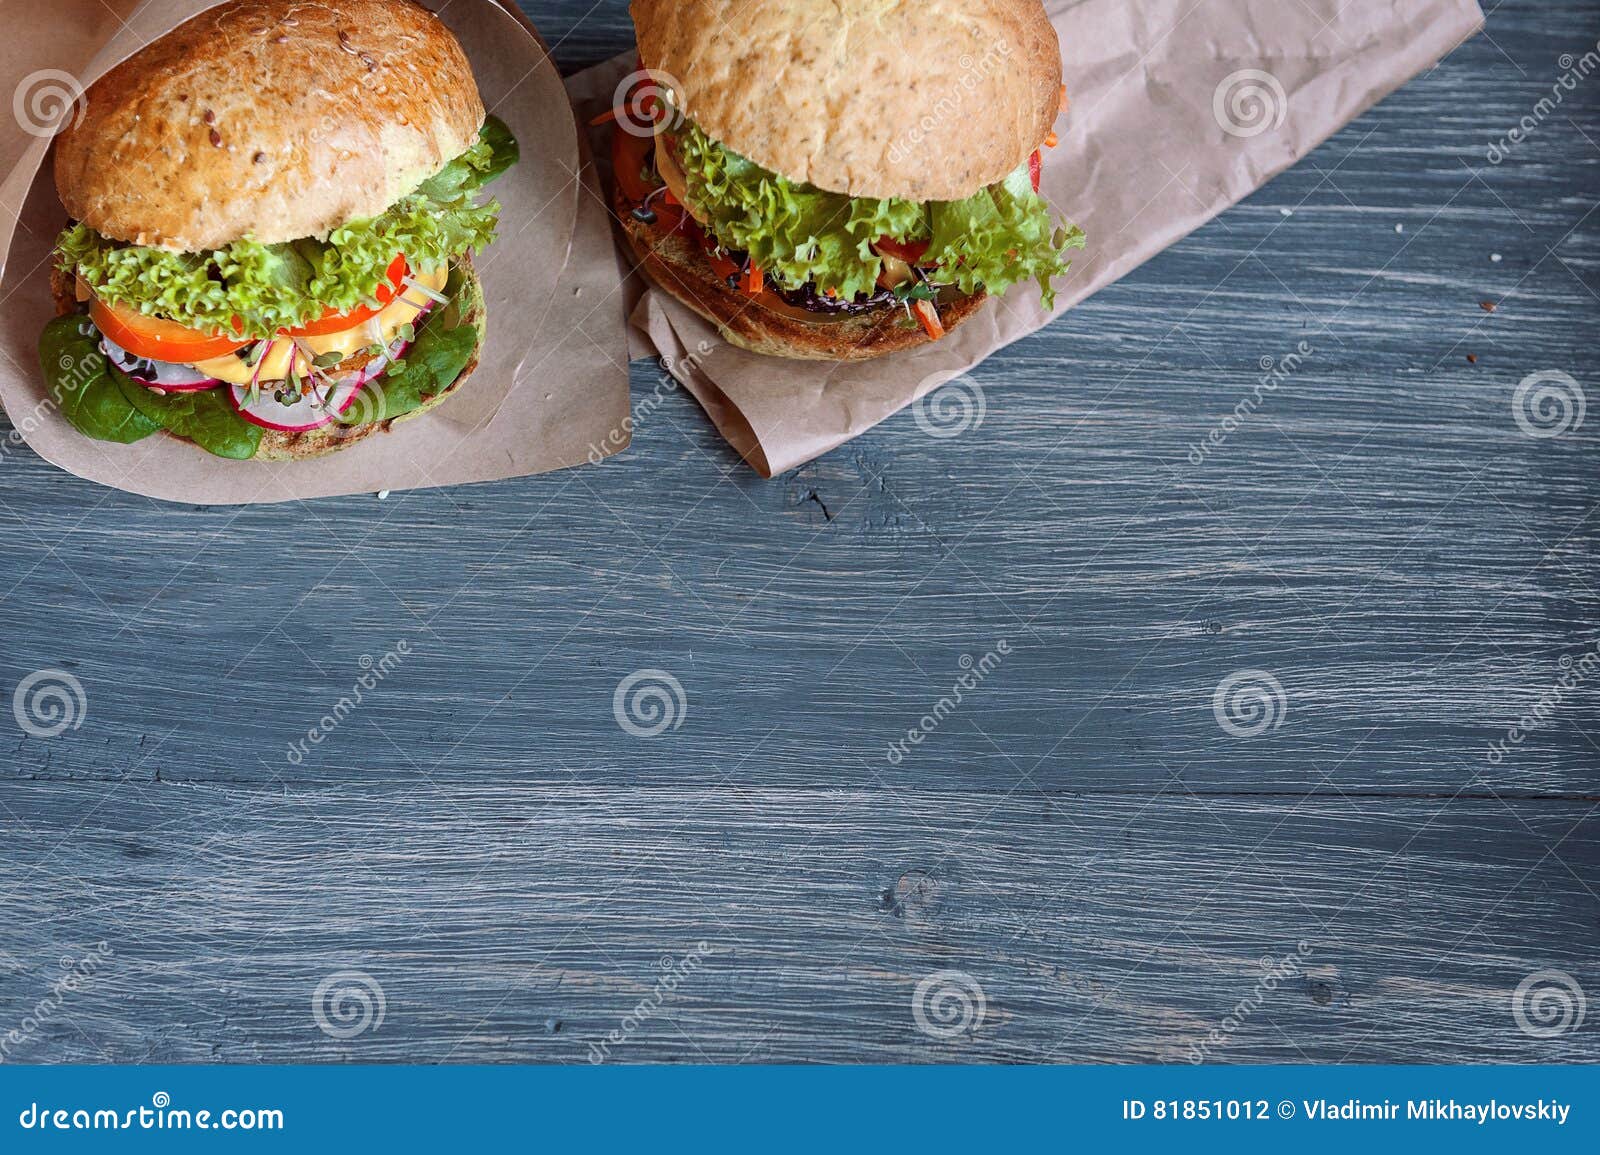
[55,116,518,340]
[666,120,1082,306]
[927,167,1086,310]
[671,122,923,300]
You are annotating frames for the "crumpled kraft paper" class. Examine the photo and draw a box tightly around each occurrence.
[0,0,630,504]
[567,0,1484,477]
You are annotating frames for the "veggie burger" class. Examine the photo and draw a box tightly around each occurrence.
[40,0,517,460]
[611,0,1083,361]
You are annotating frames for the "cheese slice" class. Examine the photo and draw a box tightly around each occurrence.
[193,264,450,386]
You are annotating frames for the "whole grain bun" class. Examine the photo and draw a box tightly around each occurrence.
[630,0,1061,203]
[617,192,987,361]
[55,0,485,252]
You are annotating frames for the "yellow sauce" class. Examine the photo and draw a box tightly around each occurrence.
[193,264,450,386]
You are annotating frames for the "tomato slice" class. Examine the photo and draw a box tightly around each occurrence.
[89,298,245,364]
[875,237,930,265]
[613,123,658,205]
[284,254,408,337]
[89,252,409,362]
[1029,149,1042,193]
[704,244,742,285]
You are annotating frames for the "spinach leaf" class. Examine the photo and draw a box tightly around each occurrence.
[111,370,262,460]
[36,315,160,444]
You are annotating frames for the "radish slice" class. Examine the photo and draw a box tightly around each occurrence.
[227,342,405,433]
[230,377,364,433]
[100,336,221,392]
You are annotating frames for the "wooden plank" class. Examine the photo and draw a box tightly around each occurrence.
[0,781,1594,1063]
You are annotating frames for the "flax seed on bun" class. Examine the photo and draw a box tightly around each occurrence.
[53,0,485,252]
[629,0,1062,203]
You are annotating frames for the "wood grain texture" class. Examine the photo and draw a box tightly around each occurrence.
[0,0,1597,1064]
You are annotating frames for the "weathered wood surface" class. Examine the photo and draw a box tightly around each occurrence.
[0,0,1596,1063]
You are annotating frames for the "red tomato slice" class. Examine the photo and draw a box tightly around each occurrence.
[875,237,930,265]
[284,254,408,337]
[705,244,742,285]
[89,298,245,364]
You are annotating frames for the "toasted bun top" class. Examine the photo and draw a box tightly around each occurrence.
[55,0,485,251]
[631,0,1061,203]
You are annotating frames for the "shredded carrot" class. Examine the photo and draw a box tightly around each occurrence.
[1044,131,1059,149]
[741,264,765,295]
[589,107,621,126]
[1059,85,1070,113]
[912,298,945,341]
[660,189,681,207]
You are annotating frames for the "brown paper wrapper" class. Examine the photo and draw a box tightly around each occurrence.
[0,0,630,503]
[568,0,1484,477]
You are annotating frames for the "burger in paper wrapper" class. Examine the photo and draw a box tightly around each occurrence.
[39,0,516,460]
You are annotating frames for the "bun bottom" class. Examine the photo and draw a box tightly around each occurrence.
[616,189,988,362]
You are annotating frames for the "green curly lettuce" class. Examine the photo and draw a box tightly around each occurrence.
[55,116,519,340]
[928,167,1086,310]
[666,120,1083,307]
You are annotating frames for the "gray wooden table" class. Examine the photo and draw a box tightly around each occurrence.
[2,0,1597,1065]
